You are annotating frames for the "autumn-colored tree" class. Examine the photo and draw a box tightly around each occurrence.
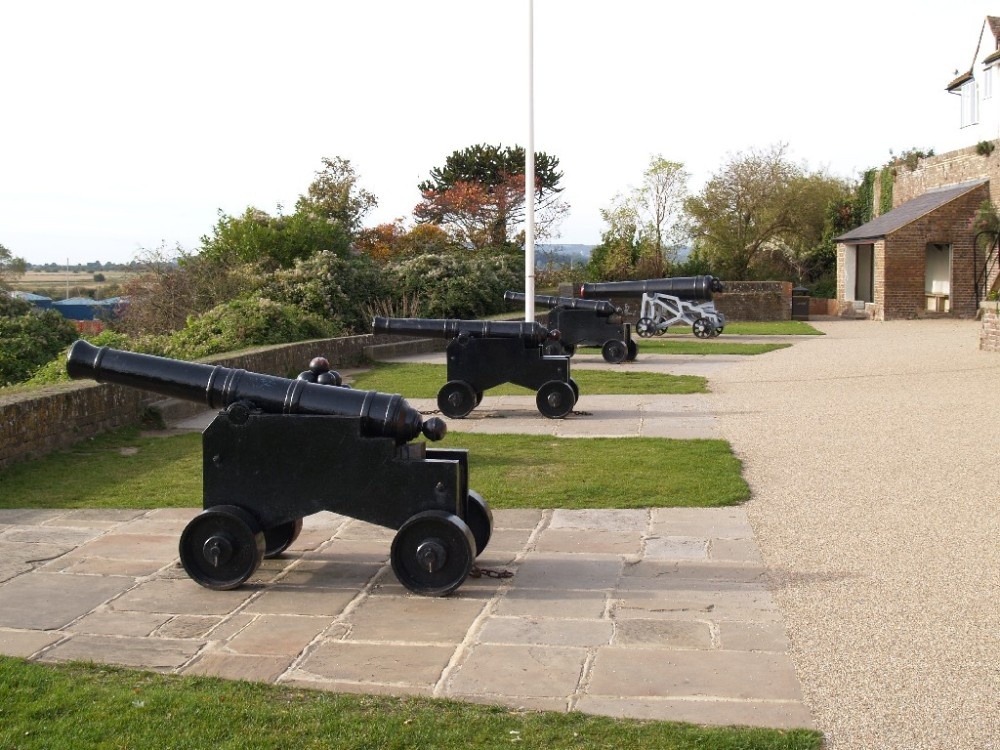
[414,144,567,250]
[355,221,463,264]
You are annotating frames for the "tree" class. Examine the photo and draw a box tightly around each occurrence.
[414,144,567,250]
[295,156,377,235]
[586,195,641,281]
[354,221,462,265]
[634,157,690,272]
[685,144,839,280]
[586,156,690,280]
[0,243,26,289]
[199,156,372,270]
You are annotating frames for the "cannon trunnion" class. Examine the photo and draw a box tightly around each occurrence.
[372,316,579,419]
[503,291,636,364]
[66,340,493,597]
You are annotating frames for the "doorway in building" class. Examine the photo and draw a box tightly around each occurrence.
[855,244,874,304]
[925,243,952,312]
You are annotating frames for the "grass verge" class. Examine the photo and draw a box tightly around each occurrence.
[0,657,822,750]
[0,429,747,511]
[350,362,706,396]
[586,340,790,356]
[707,321,822,336]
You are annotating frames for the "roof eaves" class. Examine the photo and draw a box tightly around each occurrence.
[946,70,973,91]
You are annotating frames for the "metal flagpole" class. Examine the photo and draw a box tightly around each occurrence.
[524,0,535,322]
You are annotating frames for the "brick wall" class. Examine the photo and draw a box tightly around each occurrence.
[894,145,996,204]
[0,334,418,471]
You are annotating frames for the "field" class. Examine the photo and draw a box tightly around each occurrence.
[9,270,134,299]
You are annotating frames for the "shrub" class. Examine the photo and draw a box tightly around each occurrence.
[261,252,391,334]
[0,308,78,386]
[388,252,523,319]
[161,297,339,360]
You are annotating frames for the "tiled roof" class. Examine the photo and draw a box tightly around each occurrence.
[834,179,988,243]
[988,15,1000,40]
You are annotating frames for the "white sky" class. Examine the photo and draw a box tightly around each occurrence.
[1,0,996,265]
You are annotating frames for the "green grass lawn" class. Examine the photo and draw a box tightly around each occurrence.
[702,321,822,335]
[586,340,791,356]
[0,428,747,511]
[0,657,822,750]
[350,362,707,396]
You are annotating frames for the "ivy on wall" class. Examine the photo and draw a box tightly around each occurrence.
[856,169,876,225]
[879,166,894,216]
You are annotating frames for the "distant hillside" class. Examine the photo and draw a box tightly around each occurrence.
[536,243,594,268]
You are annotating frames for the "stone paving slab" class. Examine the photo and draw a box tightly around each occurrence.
[0,507,813,729]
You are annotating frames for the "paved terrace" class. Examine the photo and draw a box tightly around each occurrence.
[0,339,813,731]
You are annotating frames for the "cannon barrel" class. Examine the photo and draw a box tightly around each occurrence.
[503,290,619,317]
[580,275,724,300]
[372,316,554,343]
[66,340,444,444]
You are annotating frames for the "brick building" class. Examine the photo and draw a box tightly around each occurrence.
[835,16,1000,320]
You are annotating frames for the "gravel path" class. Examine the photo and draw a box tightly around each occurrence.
[710,319,1000,749]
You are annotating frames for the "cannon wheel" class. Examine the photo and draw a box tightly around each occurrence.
[636,317,656,338]
[655,318,670,336]
[568,377,580,404]
[536,380,575,419]
[179,505,265,590]
[693,317,714,339]
[626,339,638,361]
[475,390,484,406]
[437,380,477,418]
[601,339,628,364]
[263,518,303,559]
[466,490,493,556]
[712,324,724,337]
[391,510,475,596]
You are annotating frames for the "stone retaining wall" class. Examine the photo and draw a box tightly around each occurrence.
[979,302,1000,351]
[0,334,423,471]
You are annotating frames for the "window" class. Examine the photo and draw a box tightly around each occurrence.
[962,79,979,127]
[985,66,994,100]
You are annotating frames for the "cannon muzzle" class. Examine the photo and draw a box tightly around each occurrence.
[580,275,724,300]
[373,317,555,344]
[66,340,446,444]
[503,291,619,317]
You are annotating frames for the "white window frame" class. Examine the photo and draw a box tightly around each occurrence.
[985,65,994,100]
[962,79,980,127]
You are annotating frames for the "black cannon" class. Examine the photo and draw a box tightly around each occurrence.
[372,317,578,419]
[503,290,636,363]
[579,275,725,300]
[579,275,726,339]
[66,340,492,597]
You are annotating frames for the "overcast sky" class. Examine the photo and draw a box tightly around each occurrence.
[1,0,996,265]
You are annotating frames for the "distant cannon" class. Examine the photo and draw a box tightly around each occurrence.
[580,275,726,339]
[372,316,578,419]
[503,290,636,363]
[66,340,492,597]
